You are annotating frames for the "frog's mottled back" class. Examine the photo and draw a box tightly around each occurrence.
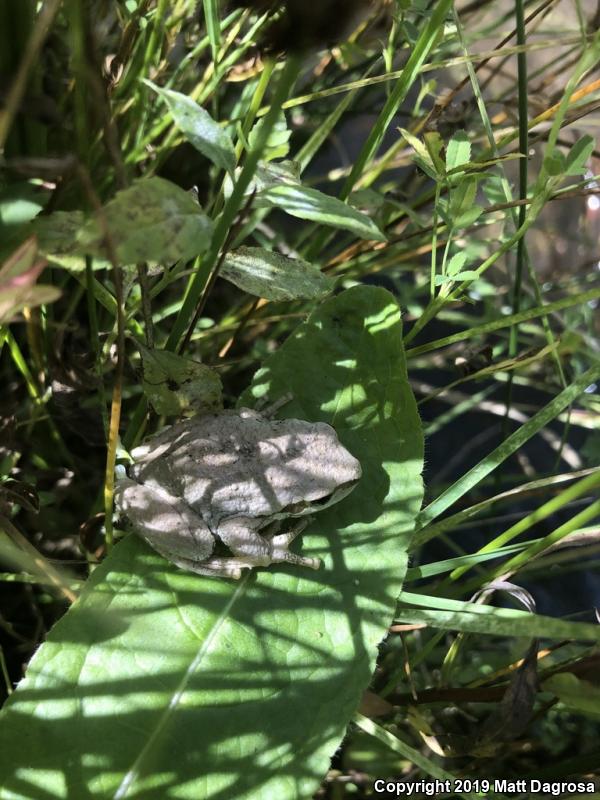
[117,407,362,578]
[130,408,361,524]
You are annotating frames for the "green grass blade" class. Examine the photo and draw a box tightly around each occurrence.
[414,363,600,541]
[353,714,478,798]
[399,591,600,641]
[340,0,453,200]
[202,0,221,65]
[447,470,600,583]
[405,286,600,358]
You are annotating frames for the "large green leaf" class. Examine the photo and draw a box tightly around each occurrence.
[0,286,423,800]
[31,210,84,255]
[77,177,214,266]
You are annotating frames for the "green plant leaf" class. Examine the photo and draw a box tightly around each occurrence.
[144,80,236,175]
[434,270,479,285]
[139,345,223,417]
[448,177,478,219]
[453,204,484,228]
[543,152,566,177]
[77,177,214,266]
[223,159,300,199]
[399,127,438,179]
[0,284,61,325]
[0,238,61,324]
[348,188,386,215]
[30,210,92,271]
[256,184,387,242]
[445,130,471,173]
[248,112,291,162]
[201,0,221,63]
[251,159,301,190]
[446,251,468,276]
[0,286,423,800]
[564,134,595,176]
[542,673,600,718]
[221,246,333,300]
[32,210,84,254]
[423,130,445,174]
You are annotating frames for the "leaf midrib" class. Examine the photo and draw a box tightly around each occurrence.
[113,575,250,799]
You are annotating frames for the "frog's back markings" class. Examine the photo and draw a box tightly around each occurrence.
[117,407,361,578]
[130,409,360,522]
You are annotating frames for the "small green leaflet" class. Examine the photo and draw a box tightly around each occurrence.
[0,238,60,323]
[248,112,291,162]
[144,80,236,175]
[445,130,471,173]
[565,135,594,175]
[423,130,445,174]
[256,184,387,242]
[543,153,566,177]
[30,210,93,272]
[400,129,472,179]
[542,673,600,719]
[435,271,479,286]
[452,205,484,228]
[447,252,468,276]
[221,246,333,300]
[223,160,301,199]
[399,127,439,179]
[77,177,214,266]
[448,178,477,220]
[434,252,478,286]
[138,345,223,417]
[543,135,595,179]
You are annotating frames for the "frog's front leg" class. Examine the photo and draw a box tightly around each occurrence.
[217,517,320,571]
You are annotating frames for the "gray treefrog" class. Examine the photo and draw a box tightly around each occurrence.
[114,407,361,579]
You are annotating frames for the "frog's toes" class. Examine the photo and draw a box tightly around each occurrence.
[274,550,321,570]
[268,519,319,569]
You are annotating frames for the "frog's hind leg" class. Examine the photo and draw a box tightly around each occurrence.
[218,517,320,571]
